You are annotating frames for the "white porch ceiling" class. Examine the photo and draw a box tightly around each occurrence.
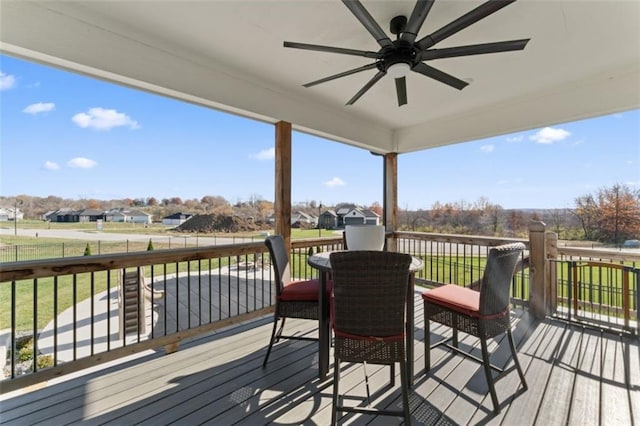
[1,1,639,154]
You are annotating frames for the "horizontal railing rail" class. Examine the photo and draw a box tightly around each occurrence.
[556,246,639,266]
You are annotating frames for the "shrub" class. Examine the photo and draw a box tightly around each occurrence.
[36,354,54,370]
[18,345,33,362]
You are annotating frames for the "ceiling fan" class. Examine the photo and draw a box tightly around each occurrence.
[284,0,529,106]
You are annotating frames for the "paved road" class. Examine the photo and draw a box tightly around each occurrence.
[0,227,260,246]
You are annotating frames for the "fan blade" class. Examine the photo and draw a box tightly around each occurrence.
[401,0,435,43]
[303,63,378,88]
[412,62,468,90]
[417,0,517,50]
[342,0,393,48]
[346,71,385,105]
[284,41,380,59]
[395,77,408,106]
[420,39,530,60]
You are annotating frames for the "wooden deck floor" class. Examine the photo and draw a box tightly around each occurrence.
[1,292,638,425]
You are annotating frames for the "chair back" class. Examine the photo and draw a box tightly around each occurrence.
[344,225,385,251]
[330,251,412,338]
[265,235,291,296]
[479,243,526,316]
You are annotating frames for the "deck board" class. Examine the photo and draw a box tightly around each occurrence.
[627,338,640,425]
[535,324,582,425]
[470,313,549,425]
[568,327,602,426]
[600,332,633,426]
[491,318,567,426]
[1,294,638,426]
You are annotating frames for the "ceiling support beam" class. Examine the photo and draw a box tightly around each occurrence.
[274,121,292,251]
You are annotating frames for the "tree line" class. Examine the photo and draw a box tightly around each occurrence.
[2,184,638,244]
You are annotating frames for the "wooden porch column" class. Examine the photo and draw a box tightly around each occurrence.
[529,220,550,319]
[384,153,398,251]
[546,231,558,313]
[274,121,292,249]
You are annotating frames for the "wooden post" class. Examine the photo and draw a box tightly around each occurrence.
[546,231,558,313]
[274,121,292,250]
[529,221,548,319]
[384,153,398,252]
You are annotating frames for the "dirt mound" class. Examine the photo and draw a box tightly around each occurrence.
[175,214,271,233]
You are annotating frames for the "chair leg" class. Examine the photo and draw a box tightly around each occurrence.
[507,329,528,391]
[399,358,412,425]
[424,312,431,372]
[262,315,280,367]
[363,362,371,404]
[331,357,341,426]
[390,362,395,387]
[276,317,286,340]
[452,321,459,348]
[480,336,500,414]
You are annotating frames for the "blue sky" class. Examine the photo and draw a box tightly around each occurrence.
[1,54,638,210]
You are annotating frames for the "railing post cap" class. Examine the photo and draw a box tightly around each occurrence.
[528,220,547,231]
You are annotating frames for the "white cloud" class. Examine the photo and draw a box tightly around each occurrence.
[323,177,345,188]
[44,161,60,170]
[530,127,570,144]
[480,144,495,153]
[67,157,97,169]
[0,72,16,90]
[23,102,55,114]
[251,147,275,160]
[506,135,523,143]
[72,107,139,130]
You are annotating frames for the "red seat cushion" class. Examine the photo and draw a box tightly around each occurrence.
[280,279,333,301]
[422,284,480,318]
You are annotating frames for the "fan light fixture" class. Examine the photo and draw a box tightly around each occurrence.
[387,62,411,79]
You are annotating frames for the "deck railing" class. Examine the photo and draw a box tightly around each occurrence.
[0,243,271,393]
[552,247,639,333]
[1,229,638,393]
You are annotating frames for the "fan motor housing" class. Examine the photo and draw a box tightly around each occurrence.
[378,41,416,73]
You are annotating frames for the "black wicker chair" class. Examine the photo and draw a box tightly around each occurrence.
[262,235,332,367]
[329,250,412,425]
[422,242,527,414]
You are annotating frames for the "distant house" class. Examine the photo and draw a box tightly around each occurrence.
[105,209,127,222]
[0,208,11,221]
[42,210,56,221]
[334,204,355,227]
[78,209,105,222]
[126,210,152,224]
[162,212,192,226]
[318,210,338,229]
[46,208,78,222]
[343,207,380,226]
[105,208,152,224]
[291,211,314,228]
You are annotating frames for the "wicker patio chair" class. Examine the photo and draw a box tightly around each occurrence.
[263,235,332,367]
[422,242,528,414]
[329,250,412,425]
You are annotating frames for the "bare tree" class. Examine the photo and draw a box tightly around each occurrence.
[596,183,640,244]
